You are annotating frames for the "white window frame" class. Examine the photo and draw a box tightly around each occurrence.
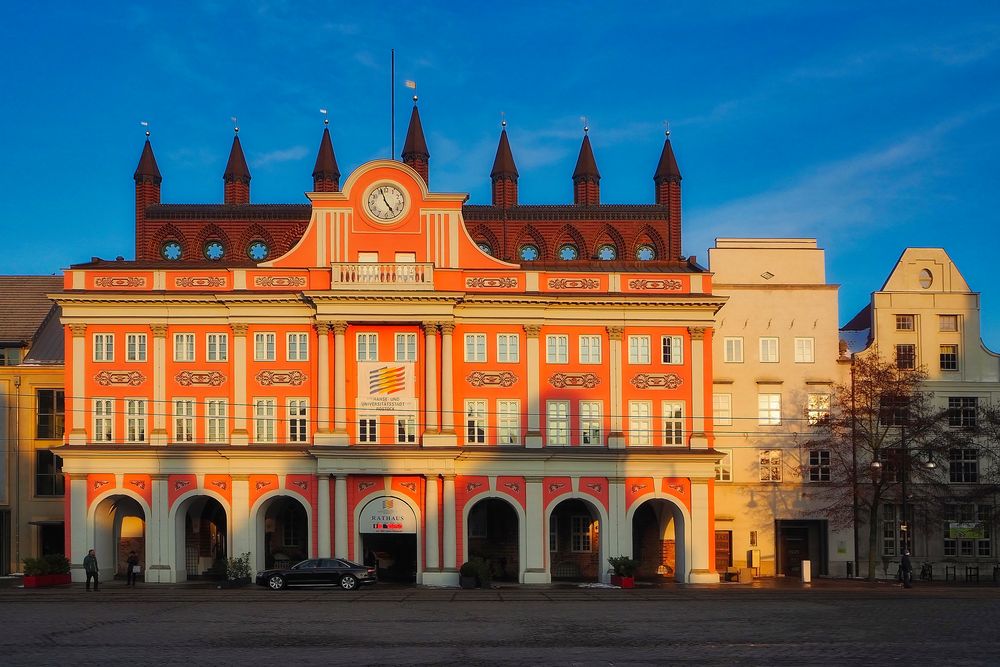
[357,332,378,361]
[395,414,417,444]
[580,400,603,446]
[93,398,113,442]
[497,399,521,445]
[465,399,487,444]
[93,333,114,362]
[497,334,519,363]
[206,333,228,362]
[628,400,653,446]
[896,314,915,331]
[358,414,378,444]
[173,333,195,362]
[661,335,683,365]
[807,393,831,425]
[715,449,733,482]
[628,335,651,364]
[724,337,744,363]
[546,335,569,364]
[206,399,227,444]
[794,337,815,364]
[759,337,779,363]
[758,393,781,426]
[126,333,147,362]
[759,449,782,482]
[713,393,733,426]
[253,398,277,444]
[546,400,570,446]
[254,332,276,362]
[287,399,308,443]
[395,333,417,362]
[570,515,593,552]
[287,333,309,362]
[464,334,487,363]
[173,398,195,443]
[578,335,602,364]
[939,315,959,332]
[662,401,684,446]
[125,398,147,443]
[939,344,959,371]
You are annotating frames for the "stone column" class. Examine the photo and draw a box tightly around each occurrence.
[331,322,349,445]
[144,475,168,583]
[523,476,549,583]
[688,327,708,447]
[67,324,88,445]
[441,475,456,571]
[524,324,543,448]
[608,477,628,575]
[68,475,89,580]
[230,323,250,446]
[149,324,168,446]
[607,326,625,448]
[422,322,439,435]
[439,322,455,435]
[317,474,332,557]
[424,475,440,570]
[334,474,348,559]
[688,480,718,583]
[314,322,332,444]
[230,475,250,563]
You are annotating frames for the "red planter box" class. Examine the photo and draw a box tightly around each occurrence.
[610,575,635,589]
[23,574,72,588]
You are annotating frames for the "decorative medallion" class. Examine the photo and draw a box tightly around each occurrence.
[94,276,146,288]
[210,480,228,492]
[630,482,648,494]
[129,479,146,491]
[630,373,683,390]
[549,373,601,389]
[667,482,685,495]
[627,279,682,290]
[175,276,226,288]
[254,479,273,491]
[584,481,603,494]
[358,481,376,492]
[93,479,111,491]
[465,276,518,289]
[547,481,567,493]
[465,481,484,493]
[400,481,417,492]
[256,370,307,386]
[466,371,518,388]
[94,370,146,387]
[255,276,306,287]
[547,278,600,290]
[290,480,308,491]
[175,370,226,387]
[174,479,192,491]
[502,481,521,494]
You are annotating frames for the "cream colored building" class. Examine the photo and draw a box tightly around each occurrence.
[708,239,852,577]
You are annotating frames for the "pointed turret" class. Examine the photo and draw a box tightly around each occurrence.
[223,129,251,204]
[572,129,600,206]
[401,96,430,185]
[490,121,519,207]
[134,133,162,260]
[312,122,341,192]
[654,131,683,259]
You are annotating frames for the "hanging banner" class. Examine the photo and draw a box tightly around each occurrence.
[357,361,416,413]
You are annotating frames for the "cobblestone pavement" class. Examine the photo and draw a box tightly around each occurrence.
[0,581,997,665]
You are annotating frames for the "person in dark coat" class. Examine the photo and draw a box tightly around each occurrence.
[83,549,99,591]
[900,551,913,588]
[126,551,139,588]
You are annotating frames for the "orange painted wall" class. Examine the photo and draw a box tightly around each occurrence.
[619,326,694,447]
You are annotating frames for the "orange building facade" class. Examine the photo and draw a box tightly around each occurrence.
[54,112,725,585]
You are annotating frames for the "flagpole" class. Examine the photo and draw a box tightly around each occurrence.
[391,48,395,159]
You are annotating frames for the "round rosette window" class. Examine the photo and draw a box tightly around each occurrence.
[161,241,182,261]
[247,240,269,261]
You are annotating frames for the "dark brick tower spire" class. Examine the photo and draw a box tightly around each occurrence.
[223,129,251,204]
[653,130,683,259]
[572,129,600,206]
[134,132,162,259]
[312,121,341,192]
[490,121,519,207]
[401,96,430,185]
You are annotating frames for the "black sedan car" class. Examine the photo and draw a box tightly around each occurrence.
[255,558,377,591]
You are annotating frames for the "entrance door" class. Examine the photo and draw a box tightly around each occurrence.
[362,534,417,582]
[780,527,809,577]
[714,530,732,572]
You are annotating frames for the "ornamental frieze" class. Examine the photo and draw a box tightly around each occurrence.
[466,371,518,388]
[255,275,306,287]
[94,276,146,288]
[175,370,226,387]
[549,373,601,389]
[547,278,600,290]
[627,278,683,291]
[465,276,518,289]
[94,370,146,387]
[256,370,307,386]
[630,373,683,390]
[175,276,227,288]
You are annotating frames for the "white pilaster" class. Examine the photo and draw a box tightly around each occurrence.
[69,477,89,581]
[331,322,350,446]
[523,476,549,583]
[67,325,87,445]
[231,477,250,559]
[334,475,348,558]
[313,322,334,445]
[150,324,168,446]
[607,327,625,448]
[688,327,708,447]
[441,475,456,571]
[423,322,439,436]
[317,474,331,558]
[608,477,628,566]
[688,480,718,583]
[524,324,542,448]
[230,323,249,446]
[144,476,169,583]
[424,475,440,569]
[440,322,455,436]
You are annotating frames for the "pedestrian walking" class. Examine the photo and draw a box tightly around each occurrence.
[126,550,140,588]
[84,549,99,591]
[900,551,913,589]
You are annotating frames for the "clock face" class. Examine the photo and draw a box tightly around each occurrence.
[366,184,406,221]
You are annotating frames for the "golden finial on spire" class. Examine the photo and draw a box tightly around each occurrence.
[501,111,506,129]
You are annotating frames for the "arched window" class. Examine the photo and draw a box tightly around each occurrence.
[558,244,579,260]
[519,244,540,261]
[919,269,933,289]
[160,241,182,261]
[247,241,270,261]
[597,244,617,260]
[636,244,656,261]
[204,241,225,261]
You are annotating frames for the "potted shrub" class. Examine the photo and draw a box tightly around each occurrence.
[220,552,252,588]
[459,558,492,589]
[23,553,72,588]
[607,555,638,589]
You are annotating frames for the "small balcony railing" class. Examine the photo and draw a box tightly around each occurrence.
[330,262,434,289]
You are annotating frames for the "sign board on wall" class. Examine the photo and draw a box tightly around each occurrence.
[357,362,416,413]
[359,497,417,534]
[949,522,985,539]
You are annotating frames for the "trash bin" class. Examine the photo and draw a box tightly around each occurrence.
[801,560,812,583]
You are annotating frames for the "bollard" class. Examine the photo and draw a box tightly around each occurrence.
[846,561,853,578]
[801,560,812,583]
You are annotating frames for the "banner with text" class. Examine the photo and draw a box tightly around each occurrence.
[357,361,417,413]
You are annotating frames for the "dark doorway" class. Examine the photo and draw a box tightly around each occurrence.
[361,533,417,582]
[39,523,65,556]
[549,499,600,581]
[262,497,309,569]
[776,520,828,576]
[467,498,519,582]
[183,497,227,579]
[715,530,732,572]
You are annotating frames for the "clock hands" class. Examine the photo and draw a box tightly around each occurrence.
[380,189,393,212]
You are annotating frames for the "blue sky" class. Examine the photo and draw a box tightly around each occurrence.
[2,1,999,346]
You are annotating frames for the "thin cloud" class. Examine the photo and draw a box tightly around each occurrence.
[252,145,309,168]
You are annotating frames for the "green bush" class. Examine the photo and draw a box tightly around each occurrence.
[24,553,70,576]
[459,558,492,587]
[226,552,252,580]
[607,555,638,577]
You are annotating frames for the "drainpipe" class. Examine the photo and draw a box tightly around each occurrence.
[12,375,21,574]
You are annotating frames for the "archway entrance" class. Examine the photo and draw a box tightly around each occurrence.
[175,496,227,581]
[93,495,146,579]
[548,498,601,582]
[632,498,687,583]
[466,498,519,582]
[259,496,309,570]
[359,496,417,583]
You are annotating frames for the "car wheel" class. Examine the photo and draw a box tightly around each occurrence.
[340,575,358,591]
[267,575,286,590]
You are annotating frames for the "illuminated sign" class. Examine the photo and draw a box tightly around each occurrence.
[359,496,417,534]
